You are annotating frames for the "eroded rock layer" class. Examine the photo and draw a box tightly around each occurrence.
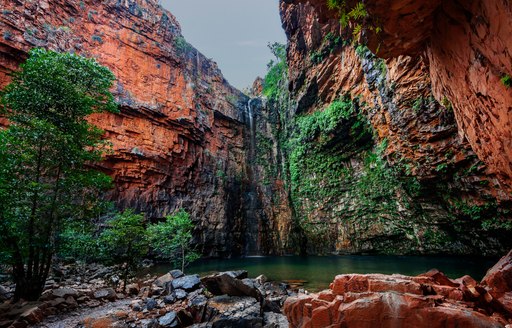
[0,0,249,256]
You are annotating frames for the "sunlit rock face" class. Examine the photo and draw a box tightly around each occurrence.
[0,0,249,257]
[278,0,512,255]
[284,267,512,327]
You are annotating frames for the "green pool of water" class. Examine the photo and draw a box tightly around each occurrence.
[150,255,497,292]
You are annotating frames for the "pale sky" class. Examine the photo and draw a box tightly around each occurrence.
[161,0,287,90]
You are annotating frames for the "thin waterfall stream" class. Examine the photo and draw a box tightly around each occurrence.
[243,98,261,256]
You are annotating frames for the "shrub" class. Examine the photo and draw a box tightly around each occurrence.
[263,42,287,100]
[501,74,512,88]
[147,210,200,272]
[174,35,192,53]
[99,210,148,291]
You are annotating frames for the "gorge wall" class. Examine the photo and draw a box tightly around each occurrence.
[0,0,251,257]
[268,0,512,255]
[1,0,510,257]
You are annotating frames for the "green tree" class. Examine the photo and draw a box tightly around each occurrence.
[263,42,287,100]
[0,48,117,301]
[147,210,200,273]
[99,210,148,292]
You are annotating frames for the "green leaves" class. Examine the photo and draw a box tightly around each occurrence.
[147,210,199,272]
[0,48,117,300]
[263,43,287,100]
[99,210,148,263]
[288,96,372,210]
[2,48,117,128]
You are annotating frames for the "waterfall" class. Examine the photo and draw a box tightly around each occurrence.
[247,98,256,160]
[244,98,261,256]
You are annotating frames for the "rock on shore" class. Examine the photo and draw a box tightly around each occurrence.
[284,251,512,327]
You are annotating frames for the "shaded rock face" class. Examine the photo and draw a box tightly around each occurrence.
[363,0,512,195]
[0,0,249,256]
[241,96,296,255]
[277,0,512,255]
[284,269,512,327]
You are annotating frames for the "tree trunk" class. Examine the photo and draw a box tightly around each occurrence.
[122,264,129,293]
[13,275,45,302]
[181,244,185,273]
[123,242,132,293]
[27,142,44,281]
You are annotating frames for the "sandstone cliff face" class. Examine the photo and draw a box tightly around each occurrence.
[277,0,512,255]
[1,0,510,257]
[0,0,249,257]
[365,0,512,197]
[283,0,512,199]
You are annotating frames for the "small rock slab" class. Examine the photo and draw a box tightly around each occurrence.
[93,288,117,301]
[159,311,178,327]
[51,287,78,299]
[174,289,187,300]
[171,275,201,291]
[146,298,157,311]
[264,312,289,328]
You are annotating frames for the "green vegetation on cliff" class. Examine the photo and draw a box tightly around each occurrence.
[288,97,372,201]
[263,42,287,100]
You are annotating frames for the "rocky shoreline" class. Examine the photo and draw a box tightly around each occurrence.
[1,251,511,327]
[0,263,292,328]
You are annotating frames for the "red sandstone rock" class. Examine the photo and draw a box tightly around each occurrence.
[420,269,459,287]
[82,316,118,328]
[290,0,512,197]
[251,77,264,96]
[284,269,511,328]
[482,250,512,315]
[17,306,44,325]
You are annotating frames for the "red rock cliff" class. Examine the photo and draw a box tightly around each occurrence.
[0,0,249,256]
[277,0,512,255]
[364,0,512,199]
[284,0,512,197]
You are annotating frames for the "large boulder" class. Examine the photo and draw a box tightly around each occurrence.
[207,295,262,328]
[481,250,512,315]
[154,270,184,288]
[201,272,261,300]
[154,273,173,288]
